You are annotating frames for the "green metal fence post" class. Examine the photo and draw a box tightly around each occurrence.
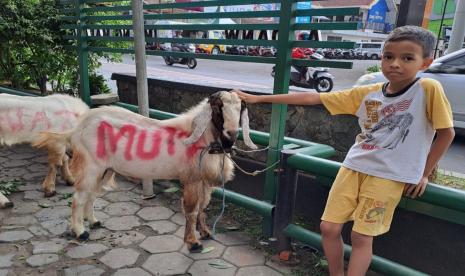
[262,0,297,236]
[76,0,91,105]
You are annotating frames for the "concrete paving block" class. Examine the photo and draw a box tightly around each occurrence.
[104,191,139,203]
[2,160,30,168]
[64,264,105,276]
[0,254,15,268]
[40,219,69,236]
[142,252,193,275]
[112,267,151,276]
[0,230,33,242]
[11,202,40,214]
[236,265,284,276]
[26,254,59,267]
[104,202,140,216]
[180,239,226,260]
[105,231,146,247]
[32,238,67,254]
[3,215,37,226]
[223,245,266,267]
[145,220,179,234]
[28,226,50,236]
[23,190,43,200]
[139,235,184,254]
[94,198,110,210]
[265,259,294,275]
[188,259,237,276]
[35,206,70,222]
[9,153,37,160]
[136,206,174,221]
[99,248,140,269]
[214,231,251,246]
[170,212,186,225]
[0,269,9,276]
[104,215,140,231]
[66,243,108,259]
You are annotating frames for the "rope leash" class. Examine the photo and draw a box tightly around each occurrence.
[208,144,282,237]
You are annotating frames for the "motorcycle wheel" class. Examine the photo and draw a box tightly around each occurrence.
[187,58,197,69]
[164,57,174,66]
[315,77,333,93]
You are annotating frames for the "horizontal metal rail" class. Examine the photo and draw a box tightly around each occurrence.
[82,0,282,13]
[283,224,428,276]
[286,153,465,215]
[0,85,39,97]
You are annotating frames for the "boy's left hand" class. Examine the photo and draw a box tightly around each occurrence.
[404,176,428,198]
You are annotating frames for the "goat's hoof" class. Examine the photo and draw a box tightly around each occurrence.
[90,221,101,229]
[77,231,89,241]
[44,191,57,198]
[66,180,74,186]
[189,243,203,253]
[200,232,212,240]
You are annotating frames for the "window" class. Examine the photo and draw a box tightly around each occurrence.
[362,43,382,49]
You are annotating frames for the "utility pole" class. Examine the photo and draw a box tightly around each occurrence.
[446,0,465,54]
[132,0,154,199]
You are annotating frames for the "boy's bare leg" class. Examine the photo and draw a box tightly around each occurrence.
[320,221,344,276]
[347,231,373,276]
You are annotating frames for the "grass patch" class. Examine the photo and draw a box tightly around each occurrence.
[433,169,465,190]
[0,179,24,195]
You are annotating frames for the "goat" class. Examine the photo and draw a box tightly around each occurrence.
[34,91,257,252]
[0,93,89,197]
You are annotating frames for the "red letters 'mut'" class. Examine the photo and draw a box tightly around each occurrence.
[96,121,137,160]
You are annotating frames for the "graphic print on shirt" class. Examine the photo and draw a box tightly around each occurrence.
[362,98,414,150]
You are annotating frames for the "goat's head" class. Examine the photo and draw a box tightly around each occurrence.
[183,90,257,150]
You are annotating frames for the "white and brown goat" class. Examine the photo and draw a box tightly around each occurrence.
[34,91,257,252]
[0,93,89,197]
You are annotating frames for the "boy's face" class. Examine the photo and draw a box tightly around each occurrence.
[381,40,433,86]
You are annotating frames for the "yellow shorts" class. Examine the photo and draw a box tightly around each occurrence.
[321,166,405,236]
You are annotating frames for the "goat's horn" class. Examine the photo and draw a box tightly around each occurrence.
[240,107,258,149]
[183,105,212,145]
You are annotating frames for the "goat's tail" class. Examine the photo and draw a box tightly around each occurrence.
[32,132,70,166]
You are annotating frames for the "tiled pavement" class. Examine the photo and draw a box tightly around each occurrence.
[0,145,293,276]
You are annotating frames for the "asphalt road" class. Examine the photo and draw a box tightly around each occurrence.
[98,56,464,175]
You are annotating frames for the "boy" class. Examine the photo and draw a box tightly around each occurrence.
[236,25,455,276]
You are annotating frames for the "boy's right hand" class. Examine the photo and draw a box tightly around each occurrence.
[235,91,260,104]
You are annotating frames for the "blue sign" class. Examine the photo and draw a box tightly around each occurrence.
[367,0,387,23]
[296,2,311,23]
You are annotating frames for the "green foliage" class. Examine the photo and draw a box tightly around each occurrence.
[366,64,381,74]
[0,180,24,195]
[0,0,126,95]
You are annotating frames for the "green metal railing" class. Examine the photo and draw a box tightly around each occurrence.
[59,0,359,237]
[34,0,462,274]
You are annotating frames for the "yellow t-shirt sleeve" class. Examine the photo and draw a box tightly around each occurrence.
[320,83,383,115]
[421,78,454,129]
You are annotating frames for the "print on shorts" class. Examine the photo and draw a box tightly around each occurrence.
[359,198,387,224]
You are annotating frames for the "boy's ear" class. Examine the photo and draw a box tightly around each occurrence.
[421,57,434,70]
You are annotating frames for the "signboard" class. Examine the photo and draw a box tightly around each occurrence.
[296,2,311,23]
[367,0,387,23]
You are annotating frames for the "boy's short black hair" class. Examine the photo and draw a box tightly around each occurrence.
[384,25,437,58]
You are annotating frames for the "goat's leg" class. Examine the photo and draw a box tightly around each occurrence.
[42,163,57,198]
[71,190,89,240]
[84,195,101,229]
[60,154,75,186]
[182,183,202,252]
[197,186,213,240]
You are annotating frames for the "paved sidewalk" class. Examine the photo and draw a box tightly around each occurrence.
[0,145,292,276]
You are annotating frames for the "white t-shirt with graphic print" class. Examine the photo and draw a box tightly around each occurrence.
[320,78,453,184]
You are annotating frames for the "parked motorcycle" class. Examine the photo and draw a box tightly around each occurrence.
[163,43,197,69]
[272,52,334,92]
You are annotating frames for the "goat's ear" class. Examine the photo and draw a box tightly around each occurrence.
[240,101,258,149]
[183,104,212,145]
